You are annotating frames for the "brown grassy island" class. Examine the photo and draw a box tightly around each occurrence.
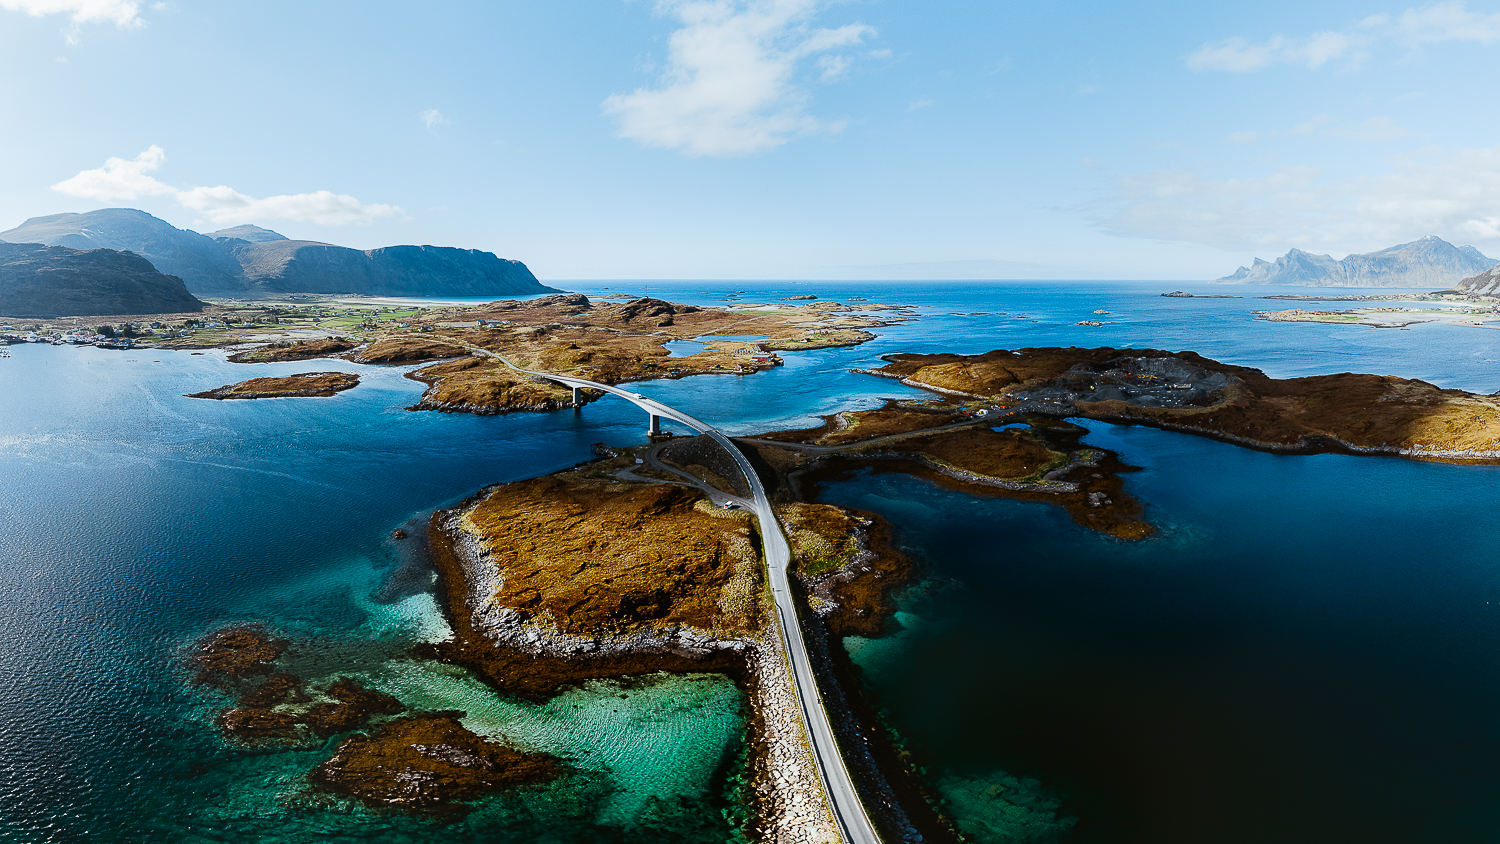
[867,346,1500,462]
[186,371,359,400]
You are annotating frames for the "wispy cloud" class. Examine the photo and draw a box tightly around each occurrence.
[1225,131,1259,144]
[1186,1,1500,72]
[420,108,450,130]
[603,0,875,157]
[1093,145,1500,251]
[0,0,142,26]
[1,0,145,42]
[52,146,401,226]
[1289,114,1409,141]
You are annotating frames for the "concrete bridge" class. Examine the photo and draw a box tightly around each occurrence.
[496,358,884,844]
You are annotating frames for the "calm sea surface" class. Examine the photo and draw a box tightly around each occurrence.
[2,280,1497,843]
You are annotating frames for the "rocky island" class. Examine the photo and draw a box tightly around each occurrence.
[868,346,1500,461]
[186,371,360,400]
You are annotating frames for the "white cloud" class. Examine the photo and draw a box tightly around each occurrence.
[1094,145,1500,253]
[52,147,401,227]
[176,186,399,226]
[602,0,875,157]
[907,98,933,112]
[1226,131,1259,144]
[1186,1,1500,72]
[52,145,175,201]
[420,109,449,130]
[0,0,142,26]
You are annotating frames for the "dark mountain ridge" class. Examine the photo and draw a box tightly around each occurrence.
[0,242,205,318]
[0,209,556,299]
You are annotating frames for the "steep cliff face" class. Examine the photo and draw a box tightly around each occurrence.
[1455,264,1500,297]
[0,242,205,317]
[1217,236,1496,287]
[1,208,555,298]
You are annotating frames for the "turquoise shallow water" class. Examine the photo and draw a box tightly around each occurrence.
[3,280,1499,842]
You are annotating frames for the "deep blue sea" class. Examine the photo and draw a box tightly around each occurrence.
[2,281,1498,843]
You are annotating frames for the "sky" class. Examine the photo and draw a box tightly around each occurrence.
[2,0,1500,280]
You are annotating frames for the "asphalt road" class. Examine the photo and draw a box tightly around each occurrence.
[485,357,884,844]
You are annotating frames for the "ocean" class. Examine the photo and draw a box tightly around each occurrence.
[2,280,1497,842]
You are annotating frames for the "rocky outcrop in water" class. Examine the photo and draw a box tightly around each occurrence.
[0,241,205,317]
[310,713,560,809]
[1,208,556,299]
[1217,236,1496,287]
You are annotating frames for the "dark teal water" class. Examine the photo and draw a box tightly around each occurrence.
[2,280,1498,842]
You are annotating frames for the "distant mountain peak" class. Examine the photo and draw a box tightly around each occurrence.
[208,224,288,244]
[1216,236,1496,288]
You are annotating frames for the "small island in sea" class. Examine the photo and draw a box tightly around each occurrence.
[186,371,360,400]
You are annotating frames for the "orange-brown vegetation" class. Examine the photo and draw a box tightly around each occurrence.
[186,371,359,400]
[872,426,1065,481]
[311,713,560,809]
[779,504,912,637]
[761,401,965,445]
[458,477,762,635]
[348,337,465,364]
[405,357,579,414]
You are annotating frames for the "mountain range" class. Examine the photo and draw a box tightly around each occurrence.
[1216,237,1497,287]
[0,209,556,299]
[0,242,204,318]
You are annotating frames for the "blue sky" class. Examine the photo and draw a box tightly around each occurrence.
[2,0,1499,280]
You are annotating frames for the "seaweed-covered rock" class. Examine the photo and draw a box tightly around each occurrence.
[193,626,285,688]
[311,713,560,808]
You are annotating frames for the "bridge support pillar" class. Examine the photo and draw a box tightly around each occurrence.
[648,414,661,436]
[571,386,581,406]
